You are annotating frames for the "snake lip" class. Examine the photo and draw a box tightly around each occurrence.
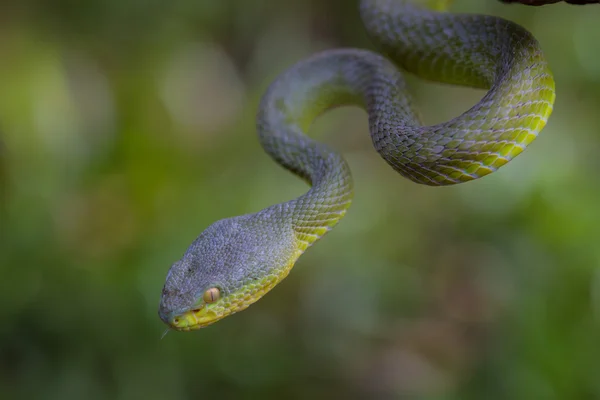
[167,304,223,331]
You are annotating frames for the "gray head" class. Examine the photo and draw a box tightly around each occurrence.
[158,211,298,330]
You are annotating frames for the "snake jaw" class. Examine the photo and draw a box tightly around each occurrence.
[166,267,298,331]
[169,306,223,331]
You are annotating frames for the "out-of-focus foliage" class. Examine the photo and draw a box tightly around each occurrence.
[1,0,600,399]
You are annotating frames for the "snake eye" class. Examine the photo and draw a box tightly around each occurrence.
[203,287,220,304]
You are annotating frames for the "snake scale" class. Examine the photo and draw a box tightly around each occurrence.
[158,0,555,331]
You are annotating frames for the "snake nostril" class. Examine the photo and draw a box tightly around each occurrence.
[173,317,180,324]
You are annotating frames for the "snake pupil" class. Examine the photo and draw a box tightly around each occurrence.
[203,288,220,303]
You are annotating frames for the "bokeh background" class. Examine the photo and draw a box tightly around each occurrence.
[2,0,600,399]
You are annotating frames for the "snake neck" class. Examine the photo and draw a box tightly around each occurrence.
[257,99,355,251]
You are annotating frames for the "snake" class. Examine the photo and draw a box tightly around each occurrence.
[158,0,555,331]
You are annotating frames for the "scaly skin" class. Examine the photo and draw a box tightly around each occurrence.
[158,0,555,331]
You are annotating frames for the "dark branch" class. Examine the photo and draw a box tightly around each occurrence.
[500,0,599,4]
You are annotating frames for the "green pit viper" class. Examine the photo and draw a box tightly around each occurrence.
[158,0,555,331]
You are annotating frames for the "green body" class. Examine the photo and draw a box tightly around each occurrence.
[158,0,555,331]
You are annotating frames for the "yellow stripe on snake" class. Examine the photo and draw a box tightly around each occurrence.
[159,0,555,331]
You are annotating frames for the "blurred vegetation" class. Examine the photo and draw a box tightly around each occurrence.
[1,0,600,399]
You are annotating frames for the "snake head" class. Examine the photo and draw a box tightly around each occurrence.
[158,211,299,331]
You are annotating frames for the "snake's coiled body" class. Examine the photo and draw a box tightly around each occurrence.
[159,0,555,331]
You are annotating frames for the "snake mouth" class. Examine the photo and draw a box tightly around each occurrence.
[169,306,223,331]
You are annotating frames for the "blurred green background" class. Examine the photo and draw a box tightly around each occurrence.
[2,0,600,399]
